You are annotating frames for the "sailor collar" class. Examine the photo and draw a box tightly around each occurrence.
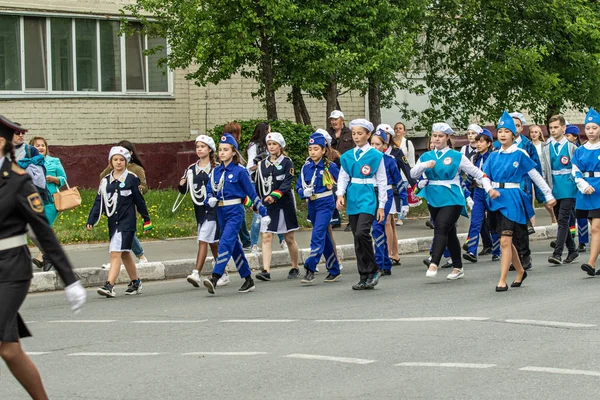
[265,154,284,168]
[109,168,129,184]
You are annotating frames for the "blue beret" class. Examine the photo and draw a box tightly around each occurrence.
[372,128,389,144]
[565,125,580,136]
[479,128,493,141]
[308,132,326,147]
[585,108,600,127]
[497,111,517,136]
[220,133,238,150]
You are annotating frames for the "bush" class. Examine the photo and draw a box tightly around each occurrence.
[210,119,315,177]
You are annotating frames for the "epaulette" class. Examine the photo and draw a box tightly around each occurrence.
[129,172,139,178]
[11,163,27,175]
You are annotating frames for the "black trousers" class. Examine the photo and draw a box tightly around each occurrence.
[349,213,378,280]
[429,205,463,268]
[553,198,576,256]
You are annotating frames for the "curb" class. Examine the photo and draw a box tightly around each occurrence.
[29,225,558,293]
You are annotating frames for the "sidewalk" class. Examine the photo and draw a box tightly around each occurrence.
[29,212,558,292]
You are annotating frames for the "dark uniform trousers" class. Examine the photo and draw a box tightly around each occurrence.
[349,213,378,280]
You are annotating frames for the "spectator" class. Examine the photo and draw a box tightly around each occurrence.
[328,110,353,157]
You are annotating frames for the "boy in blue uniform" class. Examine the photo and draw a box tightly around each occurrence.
[485,111,555,291]
[297,132,342,284]
[203,134,268,294]
[540,115,579,264]
[572,108,600,276]
[336,119,387,290]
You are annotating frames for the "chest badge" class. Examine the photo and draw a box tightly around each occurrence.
[513,161,519,168]
[319,170,324,175]
[361,165,371,176]
[119,182,125,188]
[276,165,282,170]
[560,156,570,165]
[228,174,234,179]
[443,157,452,166]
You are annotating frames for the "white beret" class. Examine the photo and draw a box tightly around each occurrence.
[195,134,216,152]
[315,128,332,145]
[509,112,526,125]
[349,118,374,133]
[376,123,395,137]
[431,122,454,135]
[108,146,131,163]
[265,132,286,148]
[467,124,483,134]
[329,110,344,120]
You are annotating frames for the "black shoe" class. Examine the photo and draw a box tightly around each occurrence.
[42,261,54,272]
[97,282,115,298]
[479,247,492,256]
[511,270,528,288]
[125,279,142,295]
[390,257,401,265]
[492,255,500,261]
[495,285,508,292]
[521,256,532,271]
[422,257,432,267]
[287,268,300,279]
[352,281,369,290]
[203,277,218,294]
[509,264,515,271]
[324,273,341,283]
[425,220,435,229]
[301,269,315,284]
[527,220,535,234]
[366,271,381,288]
[32,258,43,269]
[238,277,255,293]
[382,269,392,276]
[440,260,453,269]
[344,224,352,232]
[550,240,556,249]
[578,243,587,253]
[564,251,580,264]
[548,254,562,265]
[256,270,271,281]
[462,241,468,251]
[581,263,596,277]
[462,252,477,263]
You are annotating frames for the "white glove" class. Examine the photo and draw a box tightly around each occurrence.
[64,281,86,313]
[417,180,428,190]
[303,188,314,198]
[466,197,474,211]
[260,216,271,231]
[400,205,409,218]
[207,197,218,208]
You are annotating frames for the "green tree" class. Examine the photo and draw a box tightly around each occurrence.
[417,0,600,128]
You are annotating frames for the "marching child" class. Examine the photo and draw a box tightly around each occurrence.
[410,123,494,281]
[463,129,501,263]
[565,124,589,252]
[174,135,222,288]
[484,111,555,291]
[254,132,300,281]
[296,132,342,284]
[460,124,482,161]
[202,133,268,294]
[572,108,600,276]
[336,119,387,290]
[541,115,579,265]
[370,128,404,275]
[87,146,152,297]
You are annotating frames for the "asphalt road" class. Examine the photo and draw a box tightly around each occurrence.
[5,239,600,399]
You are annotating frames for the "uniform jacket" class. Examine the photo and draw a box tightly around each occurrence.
[100,162,148,195]
[178,162,217,224]
[255,155,294,206]
[296,158,340,199]
[540,139,577,192]
[0,158,77,284]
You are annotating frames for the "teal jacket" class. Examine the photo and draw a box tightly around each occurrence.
[45,155,67,198]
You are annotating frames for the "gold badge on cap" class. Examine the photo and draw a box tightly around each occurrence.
[2,171,8,177]
[27,193,44,213]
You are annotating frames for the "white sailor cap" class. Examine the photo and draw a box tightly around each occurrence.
[376,123,395,137]
[108,146,131,163]
[467,124,483,134]
[432,122,454,135]
[509,112,526,125]
[266,132,286,148]
[349,118,374,133]
[195,134,216,152]
[315,128,332,146]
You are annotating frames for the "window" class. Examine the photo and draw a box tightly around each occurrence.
[0,14,170,96]
[0,15,21,90]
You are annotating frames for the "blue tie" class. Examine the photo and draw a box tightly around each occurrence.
[436,150,442,158]
[356,148,363,157]
[554,142,560,152]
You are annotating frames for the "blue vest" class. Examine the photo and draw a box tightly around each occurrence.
[418,149,465,209]
[549,141,576,200]
[341,147,383,216]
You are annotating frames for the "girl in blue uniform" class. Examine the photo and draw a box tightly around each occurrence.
[572,108,600,276]
[336,119,387,290]
[255,132,300,281]
[173,135,222,288]
[87,146,152,298]
[370,128,404,275]
[484,111,555,291]
[565,124,589,252]
[410,123,493,281]
[202,133,267,294]
[296,132,342,284]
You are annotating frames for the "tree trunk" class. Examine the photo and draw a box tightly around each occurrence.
[325,77,338,127]
[259,28,277,120]
[292,85,311,125]
[545,102,562,132]
[368,76,382,127]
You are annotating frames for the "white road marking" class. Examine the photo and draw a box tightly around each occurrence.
[505,319,596,328]
[68,352,161,356]
[315,317,489,323]
[395,362,496,369]
[285,354,376,365]
[49,320,116,323]
[520,366,600,377]
[183,352,268,356]
[132,320,207,324]
[26,352,51,356]
[220,319,297,323]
